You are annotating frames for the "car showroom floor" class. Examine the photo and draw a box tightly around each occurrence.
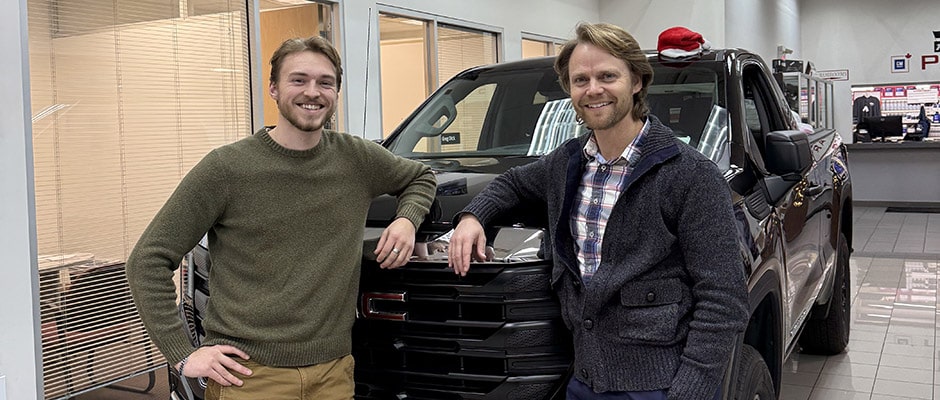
[74,206,940,400]
[780,206,940,400]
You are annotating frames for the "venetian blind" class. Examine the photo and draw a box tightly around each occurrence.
[27,0,251,397]
[436,23,497,153]
[436,23,497,87]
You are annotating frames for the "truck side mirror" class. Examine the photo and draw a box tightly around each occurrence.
[761,130,812,204]
[764,130,812,180]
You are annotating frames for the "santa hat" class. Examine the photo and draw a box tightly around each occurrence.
[657,26,710,58]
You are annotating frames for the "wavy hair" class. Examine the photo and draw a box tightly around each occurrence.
[554,23,653,119]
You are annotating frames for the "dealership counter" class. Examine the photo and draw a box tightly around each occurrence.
[845,140,940,208]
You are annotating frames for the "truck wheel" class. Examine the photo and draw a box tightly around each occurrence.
[733,344,774,399]
[798,232,851,355]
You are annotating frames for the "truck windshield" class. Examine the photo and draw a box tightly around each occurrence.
[385,60,730,172]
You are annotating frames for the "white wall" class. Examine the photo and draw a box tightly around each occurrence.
[598,0,726,53]
[337,0,600,139]
[801,0,938,86]
[727,0,800,61]
[599,0,801,64]
[0,0,42,399]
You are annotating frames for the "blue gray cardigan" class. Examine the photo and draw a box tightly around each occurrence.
[461,116,749,399]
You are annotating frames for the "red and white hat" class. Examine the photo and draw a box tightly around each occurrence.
[657,26,711,58]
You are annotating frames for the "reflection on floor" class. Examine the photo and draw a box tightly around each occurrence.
[781,207,940,399]
[78,207,940,400]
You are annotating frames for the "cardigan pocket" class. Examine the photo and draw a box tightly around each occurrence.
[617,278,684,343]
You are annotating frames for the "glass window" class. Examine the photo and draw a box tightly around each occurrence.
[27,0,250,396]
[386,64,584,165]
[28,0,250,264]
[379,12,498,137]
[780,71,835,131]
[522,38,550,58]
[379,14,430,138]
[437,24,498,86]
[521,36,562,59]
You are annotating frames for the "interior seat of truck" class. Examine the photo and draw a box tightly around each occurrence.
[648,92,712,147]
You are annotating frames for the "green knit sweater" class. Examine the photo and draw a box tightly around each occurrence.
[126,128,436,367]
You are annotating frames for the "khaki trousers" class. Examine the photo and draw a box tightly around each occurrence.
[204,355,354,400]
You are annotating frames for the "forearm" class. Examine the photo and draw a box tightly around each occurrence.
[395,167,436,228]
[669,163,748,398]
[126,157,225,363]
[459,161,549,226]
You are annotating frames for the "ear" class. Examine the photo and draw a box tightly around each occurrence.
[632,77,642,95]
[269,81,279,101]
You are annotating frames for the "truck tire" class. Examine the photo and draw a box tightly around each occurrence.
[798,232,851,355]
[733,344,774,400]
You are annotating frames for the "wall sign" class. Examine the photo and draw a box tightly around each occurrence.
[891,55,910,73]
[816,69,849,81]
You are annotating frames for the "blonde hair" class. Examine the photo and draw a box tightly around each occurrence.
[554,23,653,119]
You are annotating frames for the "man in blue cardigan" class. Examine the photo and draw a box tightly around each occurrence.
[448,23,748,400]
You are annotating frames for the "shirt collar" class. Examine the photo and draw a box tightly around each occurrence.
[582,117,651,164]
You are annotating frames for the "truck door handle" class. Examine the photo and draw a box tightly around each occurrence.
[804,184,824,196]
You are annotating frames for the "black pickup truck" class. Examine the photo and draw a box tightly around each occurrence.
[170,48,852,400]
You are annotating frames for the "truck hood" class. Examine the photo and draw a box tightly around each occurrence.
[364,168,548,264]
[366,170,500,231]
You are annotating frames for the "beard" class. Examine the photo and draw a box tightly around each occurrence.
[576,100,631,131]
[278,99,335,132]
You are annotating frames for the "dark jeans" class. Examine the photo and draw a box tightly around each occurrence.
[566,377,721,400]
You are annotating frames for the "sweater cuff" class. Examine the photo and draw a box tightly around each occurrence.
[396,203,428,229]
[158,332,198,366]
[667,358,723,400]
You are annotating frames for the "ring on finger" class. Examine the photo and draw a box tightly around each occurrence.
[391,248,400,254]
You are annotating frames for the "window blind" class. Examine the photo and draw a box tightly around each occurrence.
[27,0,252,397]
[436,23,497,86]
[436,24,496,153]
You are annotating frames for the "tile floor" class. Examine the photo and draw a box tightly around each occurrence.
[780,206,940,400]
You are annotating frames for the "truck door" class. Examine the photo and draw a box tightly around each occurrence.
[740,60,826,342]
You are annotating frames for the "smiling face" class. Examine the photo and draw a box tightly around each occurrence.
[269,50,338,135]
[567,42,643,134]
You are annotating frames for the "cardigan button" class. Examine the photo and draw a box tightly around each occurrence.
[583,319,594,330]
[646,292,656,302]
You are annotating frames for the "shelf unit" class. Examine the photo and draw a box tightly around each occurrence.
[852,85,940,135]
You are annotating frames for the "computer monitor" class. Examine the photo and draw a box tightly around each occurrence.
[859,115,903,142]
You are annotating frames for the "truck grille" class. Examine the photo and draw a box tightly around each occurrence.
[353,260,571,400]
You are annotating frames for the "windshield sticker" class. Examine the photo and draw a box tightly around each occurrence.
[441,132,461,145]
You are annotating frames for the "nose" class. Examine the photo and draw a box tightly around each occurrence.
[585,79,604,96]
[303,82,321,98]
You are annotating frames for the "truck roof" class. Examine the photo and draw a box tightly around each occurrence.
[453,48,753,79]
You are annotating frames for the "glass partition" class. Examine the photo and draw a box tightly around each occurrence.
[778,72,834,132]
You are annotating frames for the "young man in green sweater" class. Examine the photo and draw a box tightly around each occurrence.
[126,36,436,400]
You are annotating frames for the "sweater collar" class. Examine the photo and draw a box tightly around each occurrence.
[576,114,678,161]
[256,127,330,158]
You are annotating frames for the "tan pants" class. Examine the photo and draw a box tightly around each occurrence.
[204,355,354,400]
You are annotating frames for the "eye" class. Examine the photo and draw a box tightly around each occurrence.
[602,73,617,81]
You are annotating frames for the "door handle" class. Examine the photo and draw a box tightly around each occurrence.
[804,184,824,196]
